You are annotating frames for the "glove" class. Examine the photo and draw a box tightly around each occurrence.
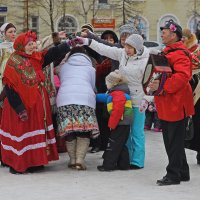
[139,99,148,113]
[66,37,89,48]
[149,48,161,55]
[18,110,28,121]
[76,36,89,45]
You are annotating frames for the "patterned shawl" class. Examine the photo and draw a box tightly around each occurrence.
[3,31,47,109]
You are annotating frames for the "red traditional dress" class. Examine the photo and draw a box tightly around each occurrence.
[0,31,59,172]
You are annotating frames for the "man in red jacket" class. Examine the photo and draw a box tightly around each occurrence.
[149,19,194,186]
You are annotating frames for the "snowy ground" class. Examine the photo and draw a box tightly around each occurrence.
[0,130,199,200]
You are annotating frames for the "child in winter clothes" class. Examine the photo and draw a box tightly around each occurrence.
[96,70,133,171]
[145,98,162,132]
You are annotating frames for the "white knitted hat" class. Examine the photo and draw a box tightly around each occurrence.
[106,70,126,87]
[125,34,144,55]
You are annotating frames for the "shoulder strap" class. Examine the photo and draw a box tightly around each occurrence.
[165,48,190,57]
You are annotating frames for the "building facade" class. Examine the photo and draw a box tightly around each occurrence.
[0,0,199,42]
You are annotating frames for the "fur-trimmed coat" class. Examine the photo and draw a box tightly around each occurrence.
[184,33,200,69]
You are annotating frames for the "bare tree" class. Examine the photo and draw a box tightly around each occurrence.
[188,0,200,16]
[74,0,99,24]
[2,0,35,32]
[112,0,142,26]
[33,0,59,32]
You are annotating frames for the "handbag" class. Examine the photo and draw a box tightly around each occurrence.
[185,117,194,141]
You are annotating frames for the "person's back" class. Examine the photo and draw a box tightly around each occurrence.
[96,70,133,171]
[57,48,96,109]
[56,46,99,170]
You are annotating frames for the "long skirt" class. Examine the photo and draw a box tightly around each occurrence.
[0,88,59,172]
[57,104,99,139]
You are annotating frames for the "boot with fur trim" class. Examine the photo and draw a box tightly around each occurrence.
[75,137,90,170]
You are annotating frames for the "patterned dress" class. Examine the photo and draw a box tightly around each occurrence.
[0,31,60,172]
[57,104,99,139]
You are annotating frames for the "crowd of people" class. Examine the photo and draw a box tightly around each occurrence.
[0,19,199,186]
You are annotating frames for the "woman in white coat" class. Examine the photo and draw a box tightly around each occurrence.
[56,47,99,170]
[75,34,150,169]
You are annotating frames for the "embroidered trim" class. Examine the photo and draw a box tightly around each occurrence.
[2,142,46,156]
[47,138,56,144]
[0,124,54,142]
[1,138,56,156]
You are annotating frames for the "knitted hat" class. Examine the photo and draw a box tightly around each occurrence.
[119,24,138,36]
[81,23,94,33]
[105,70,126,87]
[101,30,118,43]
[160,19,182,40]
[0,22,16,33]
[125,34,144,55]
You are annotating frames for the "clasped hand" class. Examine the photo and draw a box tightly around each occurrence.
[67,36,89,48]
[148,80,160,92]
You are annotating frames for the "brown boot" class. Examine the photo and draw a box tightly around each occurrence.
[66,140,76,169]
[75,137,90,170]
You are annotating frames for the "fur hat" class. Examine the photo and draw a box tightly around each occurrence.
[182,28,198,49]
[119,24,138,36]
[105,70,126,87]
[182,28,192,39]
[160,19,182,40]
[0,22,16,33]
[81,23,94,33]
[125,34,144,55]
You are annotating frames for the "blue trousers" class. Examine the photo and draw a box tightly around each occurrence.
[126,107,145,167]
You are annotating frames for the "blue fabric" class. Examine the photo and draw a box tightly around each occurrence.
[126,107,145,167]
[96,93,109,103]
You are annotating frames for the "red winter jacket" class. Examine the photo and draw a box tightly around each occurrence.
[155,41,194,121]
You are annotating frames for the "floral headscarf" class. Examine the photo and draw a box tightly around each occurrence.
[14,30,37,52]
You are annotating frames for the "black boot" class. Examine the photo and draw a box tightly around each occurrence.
[9,167,23,174]
[197,152,200,165]
[27,165,45,173]
[97,165,114,172]
[1,161,9,167]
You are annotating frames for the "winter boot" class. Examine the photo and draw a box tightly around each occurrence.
[66,140,76,169]
[75,137,90,170]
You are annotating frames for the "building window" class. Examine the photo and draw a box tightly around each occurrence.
[0,16,6,27]
[31,16,39,34]
[99,0,108,3]
[57,15,77,33]
[98,0,110,9]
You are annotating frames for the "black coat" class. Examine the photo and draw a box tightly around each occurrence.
[185,73,200,152]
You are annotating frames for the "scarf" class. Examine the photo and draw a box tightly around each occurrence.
[3,31,47,109]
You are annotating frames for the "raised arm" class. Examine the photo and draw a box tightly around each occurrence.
[89,39,123,61]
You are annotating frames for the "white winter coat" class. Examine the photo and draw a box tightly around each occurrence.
[89,40,150,106]
[56,53,96,109]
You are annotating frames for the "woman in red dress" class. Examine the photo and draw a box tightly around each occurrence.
[0,31,71,174]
